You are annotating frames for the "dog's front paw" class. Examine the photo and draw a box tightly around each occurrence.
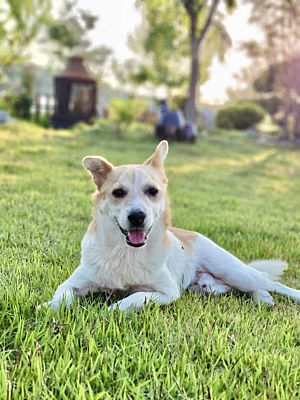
[38,289,75,311]
[38,300,61,312]
[38,296,73,311]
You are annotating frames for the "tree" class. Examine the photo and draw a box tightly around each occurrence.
[111,5,189,97]
[182,0,235,123]
[130,0,234,125]
[242,0,300,139]
[253,57,300,138]
[47,1,112,79]
[0,0,51,81]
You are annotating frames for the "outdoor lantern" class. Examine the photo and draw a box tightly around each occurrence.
[51,55,97,128]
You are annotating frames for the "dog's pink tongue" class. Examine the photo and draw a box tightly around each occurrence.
[128,230,146,245]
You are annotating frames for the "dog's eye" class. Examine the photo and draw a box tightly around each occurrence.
[146,186,158,197]
[112,188,127,198]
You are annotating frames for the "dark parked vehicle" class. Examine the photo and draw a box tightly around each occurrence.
[155,100,196,142]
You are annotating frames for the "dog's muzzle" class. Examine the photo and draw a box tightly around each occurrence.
[115,218,151,248]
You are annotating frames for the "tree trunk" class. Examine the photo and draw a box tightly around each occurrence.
[185,38,200,124]
[293,104,300,139]
[182,0,220,126]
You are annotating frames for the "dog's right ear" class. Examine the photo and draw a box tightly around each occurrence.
[82,156,113,188]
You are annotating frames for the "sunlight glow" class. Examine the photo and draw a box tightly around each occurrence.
[32,1,263,104]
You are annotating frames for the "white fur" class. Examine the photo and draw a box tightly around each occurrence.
[44,141,300,312]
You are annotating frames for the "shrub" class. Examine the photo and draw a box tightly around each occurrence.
[110,97,148,132]
[11,92,33,120]
[3,92,33,120]
[217,102,265,130]
[33,113,50,128]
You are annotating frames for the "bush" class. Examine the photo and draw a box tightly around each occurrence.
[33,113,50,128]
[11,92,33,119]
[110,97,148,132]
[217,102,265,130]
[1,92,33,120]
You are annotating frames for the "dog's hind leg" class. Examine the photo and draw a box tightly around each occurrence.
[271,282,300,304]
[195,234,300,304]
[189,272,231,295]
[189,271,275,305]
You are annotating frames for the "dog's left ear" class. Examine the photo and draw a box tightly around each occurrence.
[82,156,113,188]
[144,140,169,168]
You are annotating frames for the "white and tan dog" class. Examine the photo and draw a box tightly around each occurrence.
[45,141,300,311]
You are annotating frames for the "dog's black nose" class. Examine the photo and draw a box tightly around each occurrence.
[128,211,146,227]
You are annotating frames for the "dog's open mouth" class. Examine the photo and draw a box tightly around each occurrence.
[115,219,150,247]
[127,229,147,247]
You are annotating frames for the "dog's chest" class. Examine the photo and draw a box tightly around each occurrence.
[85,243,160,290]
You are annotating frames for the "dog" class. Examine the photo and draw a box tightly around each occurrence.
[44,140,300,312]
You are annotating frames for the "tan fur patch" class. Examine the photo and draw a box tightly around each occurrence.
[87,220,97,235]
[169,227,198,255]
[92,190,101,205]
[86,191,102,235]
[92,191,101,218]
[101,165,135,194]
[163,196,171,228]
[162,229,171,247]
[144,153,161,169]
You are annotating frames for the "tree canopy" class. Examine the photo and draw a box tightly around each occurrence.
[124,0,231,90]
[117,0,235,124]
[243,0,300,138]
[47,0,112,79]
[0,0,51,81]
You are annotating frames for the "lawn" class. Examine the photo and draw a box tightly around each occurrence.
[1,120,300,399]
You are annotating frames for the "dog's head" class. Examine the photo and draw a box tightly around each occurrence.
[82,141,169,248]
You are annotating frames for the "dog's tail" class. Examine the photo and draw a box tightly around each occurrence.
[249,259,300,303]
[248,260,287,280]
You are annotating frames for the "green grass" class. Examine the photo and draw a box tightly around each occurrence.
[1,120,300,399]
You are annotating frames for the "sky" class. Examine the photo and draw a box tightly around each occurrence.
[37,0,261,104]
